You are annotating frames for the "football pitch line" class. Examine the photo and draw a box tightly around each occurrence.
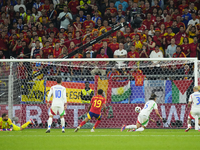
[3,134,200,137]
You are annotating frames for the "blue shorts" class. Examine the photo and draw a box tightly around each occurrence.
[87,111,101,120]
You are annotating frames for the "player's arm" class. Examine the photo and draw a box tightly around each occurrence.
[149,117,155,123]
[87,103,92,113]
[63,88,67,110]
[155,109,162,120]
[102,103,106,117]
[47,87,53,108]
[188,95,192,107]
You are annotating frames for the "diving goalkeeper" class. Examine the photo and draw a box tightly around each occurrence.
[0,113,35,131]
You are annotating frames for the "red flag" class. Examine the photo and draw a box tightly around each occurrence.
[135,75,145,86]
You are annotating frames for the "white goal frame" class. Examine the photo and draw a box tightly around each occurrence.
[0,57,198,130]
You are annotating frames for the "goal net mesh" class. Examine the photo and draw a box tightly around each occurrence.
[0,59,198,129]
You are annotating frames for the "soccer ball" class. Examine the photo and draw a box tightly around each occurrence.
[135,106,141,113]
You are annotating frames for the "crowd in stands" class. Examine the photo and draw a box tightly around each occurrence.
[0,0,199,80]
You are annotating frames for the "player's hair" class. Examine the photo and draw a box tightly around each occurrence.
[98,89,103,95]
[2,113,7,118]
[149,93,157,100]
[57,77,62,84]
[85,81,89,84]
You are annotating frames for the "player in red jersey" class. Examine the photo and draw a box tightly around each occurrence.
[74,89,106,132]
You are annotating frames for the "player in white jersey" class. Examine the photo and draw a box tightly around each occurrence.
[185,86,200,132]
[46,77,67,133]
[121,94,163,132]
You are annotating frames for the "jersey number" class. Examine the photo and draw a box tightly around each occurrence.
[144,102,150,109]
[55,90,61,98]
[196,97,200,105]
[94,100,102,108]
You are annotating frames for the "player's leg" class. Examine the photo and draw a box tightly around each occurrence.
[91,114,102,132]
[46,106,57,133]
[74,112,91,132]
[20,119,35,130]
[121,114,141,132]
[133,115,149,132]
[59,106,66,133]
[185,112,194,132]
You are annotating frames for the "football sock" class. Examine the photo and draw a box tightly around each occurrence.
[135,127,144,132]
[93,120,101,129]
[126,125,137,129]
[61,118,65,129]
[79,121,86,127]
[48,117,53,129]
[187,119,191,128]
[21,121,31,129]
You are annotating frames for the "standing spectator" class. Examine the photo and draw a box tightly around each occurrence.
[172,46,186,58]
[181,37,190,57]
[182,7,192,28]
[55,0,67,15]
[186,25,199,40]
[114,42,127,58]
[142,13,153,30]
[115,0,128,12]
[53,43,62,58]
[166,38,177,57]
[31,40,42,59]
[143,35,155,54]
[188,12,199,26]
[32,7,42,21]
[99,41,113,58]
[17,41,30,59]
[68,0,79,18]
[175,26,187,45]
[123,36,132,52]
[163,27,175,49]
[17,18,23,32]
[47,3,57,23]
[78,10,86,23]
[92,11,101,25]
[127,45,139,58]
[149,45,163,65]
[33,0,44,10]
[190,36,198,58]
[116,9,125,23]
[42,41,53,58]
[57,6,72,30]
[171,21,180,34]
[38,0,50,12]
[14,0,26,12]
[109,36,119,53]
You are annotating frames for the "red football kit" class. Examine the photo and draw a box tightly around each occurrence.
[90,95,106,114]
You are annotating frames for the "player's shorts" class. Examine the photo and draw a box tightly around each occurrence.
[189,108,200,120]
[87,111,101,120]
[137,113,149,127]
[12,124,21,131]
[49,106,65,116]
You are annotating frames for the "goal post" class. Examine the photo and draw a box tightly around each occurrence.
[0,57,199,129]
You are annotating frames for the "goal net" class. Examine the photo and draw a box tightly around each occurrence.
[0,58,199,129]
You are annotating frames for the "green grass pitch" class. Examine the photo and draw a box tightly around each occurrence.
[0,129,199,150]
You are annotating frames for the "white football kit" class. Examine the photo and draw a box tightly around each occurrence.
[188,91,200,119]
[47,84,67,116]
[138,100,158,127]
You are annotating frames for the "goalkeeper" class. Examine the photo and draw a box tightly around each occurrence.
[81,81,94,104]
[0,113,35,131]
[121,93,163,132]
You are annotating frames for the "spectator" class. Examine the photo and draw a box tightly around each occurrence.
[57,6,72,30]
[78,10,86,23]
[26,0,34,11]
[68,0,79,17]
[166,38,177,57]
[55,0,67,15]
[115,0,128,12]
[139,45,149,58]
[31,40,42,59]
[175,26,187,45]
[114,42,127,58]
[109,36,119,53]
[143,35,155,54]
[123,36,132,52]
[163,27,175,49]
[188,12,199,26]
[142,13,153,30]
[116,9,125,23]
[53,43,62,58]
[190,36,198,58]
[171,21,180,34]
[148,24,155,36]
[99,41,113,58]
[33,0,44,10]
[182,7,192,27]
[47,3,57,23]
[186,25,199,40]
[0,50,5,59]
[32,7,42,21]
[14,0,26,12]
[149,45,163,65]
[127,45,139,58]
[84,46,96,58]
[92,11,101,25]
[107,67,120,80]
[181,37,190,57]
[172,46,186,58]
[17,41,30,59]
[38,0,50,12]
[133,34,143,51]
[153,28,163,53]
[42,41,53,58]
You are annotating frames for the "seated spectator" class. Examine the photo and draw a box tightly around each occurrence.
[109,36,119,53]
[133,34,143,51]
[114,43,127,58]
[116,9,125,23]
[55,0,67,14]
[163,27,175,49]
[166,38,177,57]
[175,26,187,45]
[143,35,155,53]
[38,0,50,12]
[98,41,113,58]
[139,45,149,58]
[172,46,186,58]
[17,41,30,59]
[78,10,86,23]
[47,3,57,23]
[148,24,155,36]
[32,7,42,21]
[29,35,43,50]
[171,21,180,34]
[42,41,53,58]
[182,7,192,27]
[83,14,95,29]
[68,0,79,16]
[188,12,199,26]
[92,11,101,25]
[128,45,139,58]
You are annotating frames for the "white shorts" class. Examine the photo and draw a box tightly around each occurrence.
[137,113,149,127]
[189,108,200,119]
[49,106,65,116]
